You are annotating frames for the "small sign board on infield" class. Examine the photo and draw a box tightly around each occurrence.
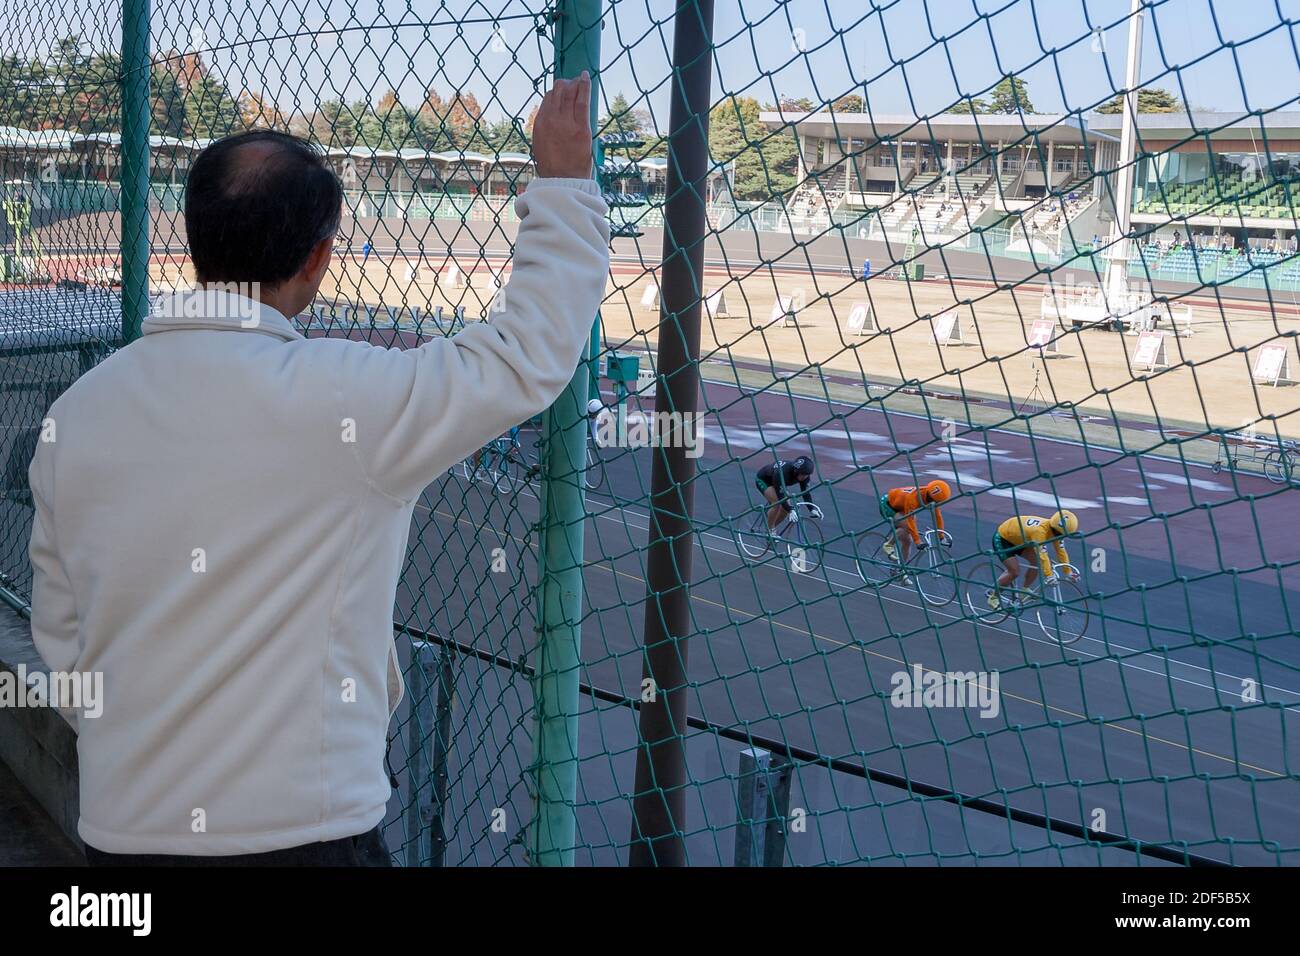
[1253,342,1292,386]
[705,289,730,318]
[1027,318,1058,354]
[1132,330,1168,370]
[440,262,464,289]
[931,309,964,345]
[640,283,659,310]
[770,295,800,327]
[846,302,877,336]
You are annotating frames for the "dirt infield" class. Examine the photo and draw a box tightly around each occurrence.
[144,248,1300,442]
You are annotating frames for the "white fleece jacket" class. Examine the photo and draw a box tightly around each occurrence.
[28,177,609,854]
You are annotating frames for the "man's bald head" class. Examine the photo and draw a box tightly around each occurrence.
[185,130,342,288]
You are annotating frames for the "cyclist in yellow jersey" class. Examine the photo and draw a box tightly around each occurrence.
[989,511,1080,609]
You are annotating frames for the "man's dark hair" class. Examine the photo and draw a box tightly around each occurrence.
[184,130,343,287]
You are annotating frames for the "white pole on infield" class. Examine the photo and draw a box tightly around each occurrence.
[1105,0,1145,309]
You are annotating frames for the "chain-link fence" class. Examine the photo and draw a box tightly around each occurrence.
[0,0,1297,865]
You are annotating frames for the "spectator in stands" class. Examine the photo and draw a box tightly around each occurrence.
[28,74,608,865]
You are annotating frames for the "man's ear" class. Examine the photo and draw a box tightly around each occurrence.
[304,234,334,285]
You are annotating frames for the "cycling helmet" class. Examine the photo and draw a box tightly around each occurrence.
[1048,510,1079,535]
[922,479,951,503]
[586,398,604,416]
[793,455,814,476]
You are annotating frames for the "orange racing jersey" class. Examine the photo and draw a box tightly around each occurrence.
[886,486,945,545]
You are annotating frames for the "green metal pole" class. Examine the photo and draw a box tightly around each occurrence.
[120,0,151,343]
[529,0,602,868]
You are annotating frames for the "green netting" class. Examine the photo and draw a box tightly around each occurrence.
[0,0,1297,866]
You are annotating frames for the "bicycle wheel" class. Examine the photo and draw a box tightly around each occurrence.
[491,452,518,495]
[854,530,903,585]
[962,560,1012,625]
[583,440,606,491]
[913,544,959,607]
[1263,450,1293,485]
[735,512,773,561]
[1036,578,1091,645]
[787,518,824,574]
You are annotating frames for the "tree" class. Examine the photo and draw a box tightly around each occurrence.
[1096,87,1181,114]
[184,73,243,139]
[239,89,284,130]
[708,95,798,201]
[987,76,1035,114]
[445,92,486,148]
[945,96,990,115]
[41,37,121,133]
[308,99,360,148]
[486,117,530,154]
[761,109,801,194]
[416,86,465,151]
[831,93,865,113]
[352,91,429,151]
[151,66,187,137]
[598,91,653,141]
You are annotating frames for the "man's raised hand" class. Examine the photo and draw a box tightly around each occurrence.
[532,71,593,179]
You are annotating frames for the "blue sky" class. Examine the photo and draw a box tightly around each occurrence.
[29,0,1300,126]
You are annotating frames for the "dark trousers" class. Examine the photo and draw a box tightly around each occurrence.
[84,824,392,867]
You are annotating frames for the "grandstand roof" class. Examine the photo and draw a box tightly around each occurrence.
[0,128,209,150]
[0,127,77,148]
[1087,110,1300,141]
[763,109,1300,147]
[758,112,1109,144]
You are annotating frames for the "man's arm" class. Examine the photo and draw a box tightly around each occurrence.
[27,439,81,731]
[336,77,610,500]
[799,476,813,504]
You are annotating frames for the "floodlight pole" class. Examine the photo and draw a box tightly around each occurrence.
[1104,0,1145,307]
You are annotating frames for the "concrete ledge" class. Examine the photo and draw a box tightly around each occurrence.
[0,603,83,854]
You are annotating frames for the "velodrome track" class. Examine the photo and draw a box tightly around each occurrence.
[4,252,1296,864]
[378,368,1300,866]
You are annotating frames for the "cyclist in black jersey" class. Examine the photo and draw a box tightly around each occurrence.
[755,456,815,530]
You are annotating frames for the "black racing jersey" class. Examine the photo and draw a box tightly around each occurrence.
[757,460,813,503]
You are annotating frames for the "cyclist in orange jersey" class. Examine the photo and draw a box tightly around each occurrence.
[879,479,951,566]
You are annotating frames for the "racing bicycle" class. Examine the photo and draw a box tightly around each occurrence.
[962,559,1093,645]
[735,500,825,574]
[854,527,958,607]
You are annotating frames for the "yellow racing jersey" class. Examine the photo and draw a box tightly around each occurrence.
[996,515,1070,577]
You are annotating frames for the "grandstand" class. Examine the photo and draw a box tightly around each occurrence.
[761,109,1300,265]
